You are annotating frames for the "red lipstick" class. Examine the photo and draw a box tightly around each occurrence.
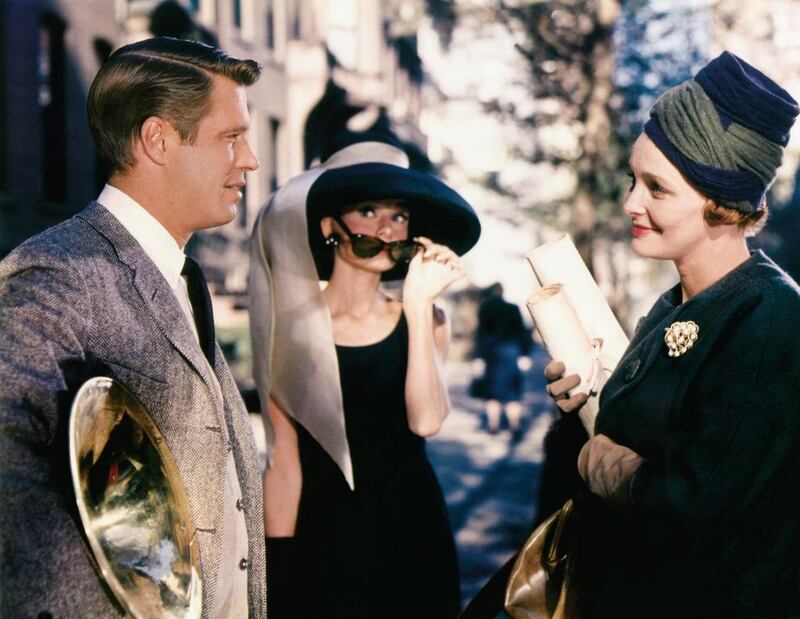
[631,224,656,238]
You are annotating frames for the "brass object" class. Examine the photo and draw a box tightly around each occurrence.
[69,377,202,618]
[664,320,699,358]
[505,499,578,619]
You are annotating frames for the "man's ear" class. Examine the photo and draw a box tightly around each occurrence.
[138,116,173,166]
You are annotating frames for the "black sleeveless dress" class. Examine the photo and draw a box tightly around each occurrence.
[292,314,460,618]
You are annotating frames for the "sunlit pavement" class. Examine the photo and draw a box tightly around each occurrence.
[428,347,554,607]
[247,346,555,610]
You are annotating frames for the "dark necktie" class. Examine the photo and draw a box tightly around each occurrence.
[181,256,216,371]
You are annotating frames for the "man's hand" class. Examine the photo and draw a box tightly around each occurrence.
[544,360,589,413]
[577,434,643,505]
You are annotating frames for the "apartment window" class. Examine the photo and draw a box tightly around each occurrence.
[39,12,67,202]
[288,0,301,40]
[266,0,275,49]
[233,0,242,29]
[233,0,256,40]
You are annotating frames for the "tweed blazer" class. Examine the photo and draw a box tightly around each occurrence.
[0,203,266,618]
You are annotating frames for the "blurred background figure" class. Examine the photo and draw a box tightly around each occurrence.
[472,283,531,434]
[149,0,219,47]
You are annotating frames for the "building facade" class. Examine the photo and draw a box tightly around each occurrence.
[1,0,426,302]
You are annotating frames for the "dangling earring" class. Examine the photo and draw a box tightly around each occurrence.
[325,233,341,248]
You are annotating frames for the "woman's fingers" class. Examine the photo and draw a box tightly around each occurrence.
[544,360,566,381]
[415,237,458,263]
[415,236,434,249]
[427,249,458,266]
[403,245,464,301]
[544,362,587,413]
[556,391,589,414]
[547,373,581,397]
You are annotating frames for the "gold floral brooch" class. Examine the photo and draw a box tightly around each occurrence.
[664,320,699,357]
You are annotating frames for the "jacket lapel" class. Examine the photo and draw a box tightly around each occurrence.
[599,292,678,415]
[78,203,225,415]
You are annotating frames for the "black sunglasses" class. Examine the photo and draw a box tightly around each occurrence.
[333,216,423,264]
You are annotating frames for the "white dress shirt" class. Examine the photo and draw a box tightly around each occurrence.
[97,184,250,617]
[97,184,198,342]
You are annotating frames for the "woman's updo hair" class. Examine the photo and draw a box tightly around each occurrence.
[703,197,768,235]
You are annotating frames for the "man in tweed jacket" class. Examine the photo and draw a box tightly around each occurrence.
[0,38,266,617]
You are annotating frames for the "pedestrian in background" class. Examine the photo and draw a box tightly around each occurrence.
[472,283,531,433]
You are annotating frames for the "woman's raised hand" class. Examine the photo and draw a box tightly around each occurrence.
[402,237,464,310]
[543,360,589,413]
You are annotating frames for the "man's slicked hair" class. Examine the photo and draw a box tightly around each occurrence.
[87,37,261,176]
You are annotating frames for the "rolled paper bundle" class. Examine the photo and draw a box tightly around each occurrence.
[527,284,599,434]
[526,233,629,365]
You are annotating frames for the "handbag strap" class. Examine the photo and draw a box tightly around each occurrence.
[544,499,573,575]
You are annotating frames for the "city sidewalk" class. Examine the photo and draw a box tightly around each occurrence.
[428,348,554,605]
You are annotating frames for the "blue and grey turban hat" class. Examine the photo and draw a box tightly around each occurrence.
[644,51,799,213]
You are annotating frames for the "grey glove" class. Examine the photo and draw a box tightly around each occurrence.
[577,434,643,505]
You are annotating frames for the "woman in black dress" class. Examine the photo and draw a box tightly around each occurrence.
[541,52,800,618]
[249,133,481,618]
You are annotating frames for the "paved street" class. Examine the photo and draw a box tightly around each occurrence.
[427,348,554,606]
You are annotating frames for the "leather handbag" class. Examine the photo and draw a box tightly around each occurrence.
[504,499,579,619]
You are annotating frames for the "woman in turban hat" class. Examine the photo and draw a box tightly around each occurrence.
[541,51,800,618]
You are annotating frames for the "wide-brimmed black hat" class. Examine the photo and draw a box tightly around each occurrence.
[306,136,481,281]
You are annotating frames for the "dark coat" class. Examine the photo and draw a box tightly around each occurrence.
[476,296,530,355]
[473,296,531,402]
[576,250,800,618]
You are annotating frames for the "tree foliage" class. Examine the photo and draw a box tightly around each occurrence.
[615,0,709,142]
[707,0,800,281]
[426,1,711,267]
[492,0,623,268]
